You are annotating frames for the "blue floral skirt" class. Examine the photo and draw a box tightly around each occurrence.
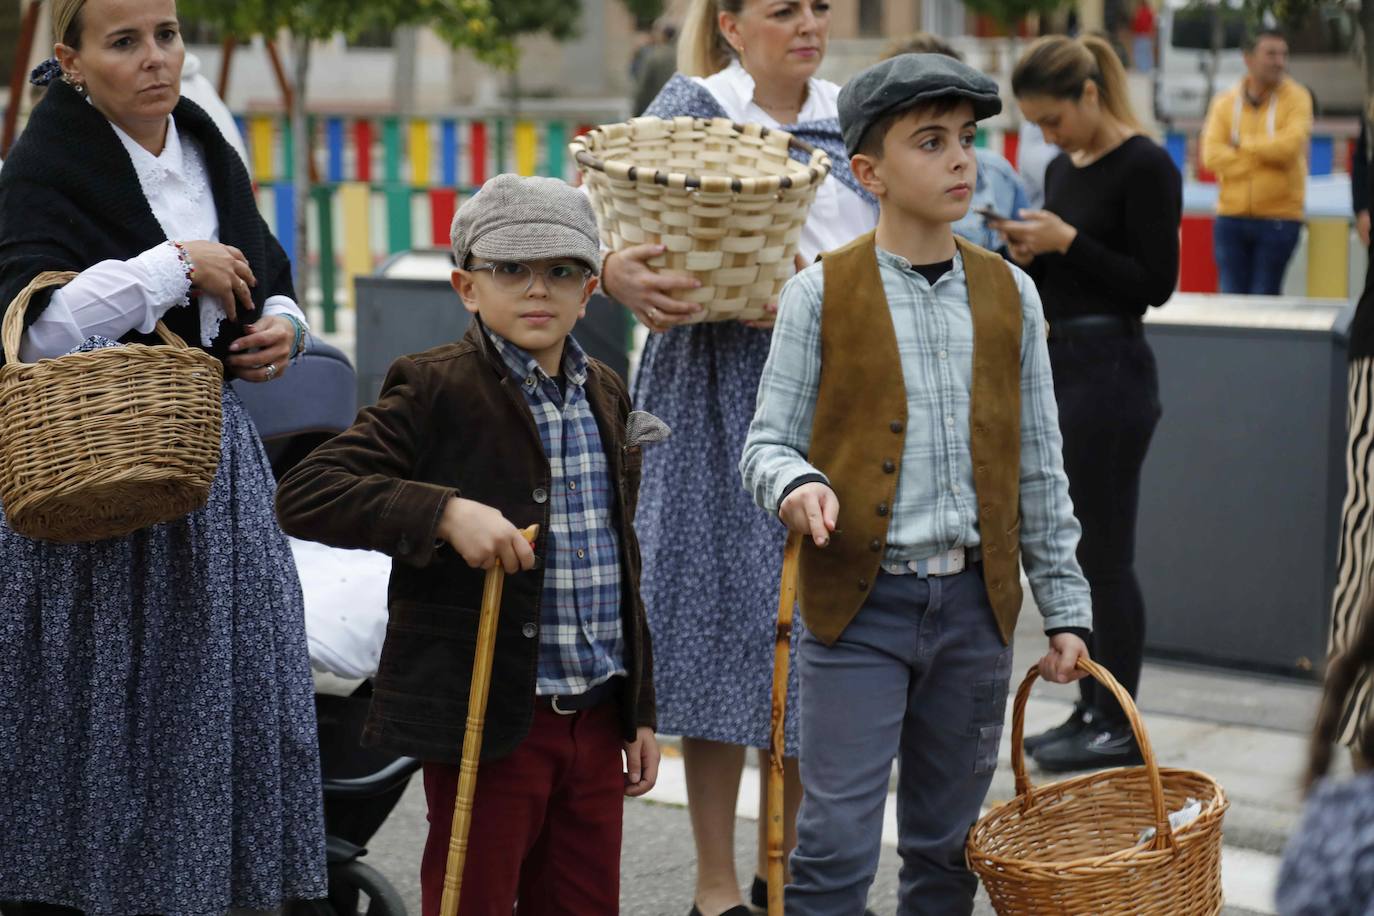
[633,321,800,755]
[0,387,326,915]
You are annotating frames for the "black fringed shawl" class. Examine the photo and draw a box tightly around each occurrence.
[0,79,294,365]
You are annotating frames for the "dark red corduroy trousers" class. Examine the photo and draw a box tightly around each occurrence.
[419,702,625,916]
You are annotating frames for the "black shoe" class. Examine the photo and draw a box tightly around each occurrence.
[688,906,752,916]
[1022,702,1094,756]
[1031,720,1145,773]
[749,876,877,915]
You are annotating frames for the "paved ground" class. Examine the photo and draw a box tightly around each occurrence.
[329,600,1317,915]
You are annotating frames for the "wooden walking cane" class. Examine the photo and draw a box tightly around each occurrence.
[768,531,803,916]
[440,523,539,916]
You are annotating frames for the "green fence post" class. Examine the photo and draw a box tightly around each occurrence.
[544,121,566,179]
[313,185,338,334]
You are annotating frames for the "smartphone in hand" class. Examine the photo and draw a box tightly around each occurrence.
[975,206,1010,223]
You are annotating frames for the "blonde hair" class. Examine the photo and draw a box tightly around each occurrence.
[52,0,88,47]
[1011,35,1141,131]
[677,0,745,78]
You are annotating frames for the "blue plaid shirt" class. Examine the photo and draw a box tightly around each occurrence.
[486,329,626,694]
[486,329,626,696]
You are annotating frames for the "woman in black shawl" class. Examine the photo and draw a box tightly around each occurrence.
[0,0,326,911]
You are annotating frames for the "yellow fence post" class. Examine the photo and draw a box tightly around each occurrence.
[1306,218,1351,300]
[339,182,373,310]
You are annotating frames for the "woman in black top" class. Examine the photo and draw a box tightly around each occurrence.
[991,34,1181,772]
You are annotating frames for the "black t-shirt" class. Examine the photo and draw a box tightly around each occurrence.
[911,259,954,285]
[1028,135,1182,322]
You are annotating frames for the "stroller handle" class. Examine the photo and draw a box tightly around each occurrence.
[322,756,422,800]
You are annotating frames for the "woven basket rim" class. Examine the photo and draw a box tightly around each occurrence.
[570,116,832,194]
[968,766,1230,873]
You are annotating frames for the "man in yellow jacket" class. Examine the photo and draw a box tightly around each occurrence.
[1201,28,1313,295]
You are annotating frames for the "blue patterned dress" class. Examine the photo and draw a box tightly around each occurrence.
[634,74,875,753]
[0,381,326,914]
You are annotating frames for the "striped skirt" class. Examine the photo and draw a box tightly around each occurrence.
[1330,355,1374,746]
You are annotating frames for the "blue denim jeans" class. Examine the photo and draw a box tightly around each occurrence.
[1213,216,1302,295]
[788,568,1013,916]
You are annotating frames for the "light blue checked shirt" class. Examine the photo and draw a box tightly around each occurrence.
[486,329,627,696]
[739,246,1092,632]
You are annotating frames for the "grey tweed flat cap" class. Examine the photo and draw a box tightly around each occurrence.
[450,173,602,274]
[838,53,1003,157]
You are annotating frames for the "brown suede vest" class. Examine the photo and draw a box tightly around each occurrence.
[798,231,1025,646]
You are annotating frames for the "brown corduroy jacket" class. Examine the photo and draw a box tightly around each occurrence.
[275,321,655,763]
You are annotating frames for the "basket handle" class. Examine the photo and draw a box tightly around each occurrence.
[3,270,192,365]
[1009,656,1175,851]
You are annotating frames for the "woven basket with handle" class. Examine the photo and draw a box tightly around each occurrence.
[571,116,832,323]
[967,657,1229,915]
[0,271,224,543]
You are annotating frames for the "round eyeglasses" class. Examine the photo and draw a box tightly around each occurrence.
[467,261,591,298]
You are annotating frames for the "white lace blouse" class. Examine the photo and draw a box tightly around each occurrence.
[20,116,307,362]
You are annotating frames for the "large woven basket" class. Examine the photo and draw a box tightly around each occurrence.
[967,658,1229,915]
[571,116,832,323]
[0,271,224,542]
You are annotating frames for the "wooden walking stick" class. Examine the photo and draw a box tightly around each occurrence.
[768,531,803,916]
[440,523,539,916]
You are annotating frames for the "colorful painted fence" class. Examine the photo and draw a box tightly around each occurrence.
[240,113,1364,332]
[240,113,601,332]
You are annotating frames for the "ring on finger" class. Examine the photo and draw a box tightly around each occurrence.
[264,362,277,381]
[648,307,659,321]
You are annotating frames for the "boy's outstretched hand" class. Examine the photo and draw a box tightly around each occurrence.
[436,497,537,573]
[623,727,660,797]
[1038,632,1090,684]
[779,481,839,548]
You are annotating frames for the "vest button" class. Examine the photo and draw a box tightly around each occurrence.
[882,460,895,474]
[990,580,1002,590]
[890,420,904,433]
[876,503,889,517]
[976,464,987,474]
[522,623,538,638]
[533,487,548,504]
[869,539,882,552]
[857,578,868,591]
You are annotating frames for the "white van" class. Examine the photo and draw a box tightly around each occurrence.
[1155,0,1361,124]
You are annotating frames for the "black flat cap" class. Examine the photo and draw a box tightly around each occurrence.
[838,53,1003,157]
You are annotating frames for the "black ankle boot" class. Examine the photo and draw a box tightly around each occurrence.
[1022,702,1095,756]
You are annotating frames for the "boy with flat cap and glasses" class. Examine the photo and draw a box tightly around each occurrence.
[740,54,1094,914]
[276,173,662,915]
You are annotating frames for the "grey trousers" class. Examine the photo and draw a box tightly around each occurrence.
[788,568,1014,916]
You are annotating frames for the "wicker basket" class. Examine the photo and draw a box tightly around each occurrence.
[0,271,224,543]
[967,658,1229,915]
[571,116,832,323]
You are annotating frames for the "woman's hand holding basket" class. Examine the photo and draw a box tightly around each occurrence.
[603,243,703,333]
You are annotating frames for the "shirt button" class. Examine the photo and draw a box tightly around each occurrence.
[876,503,889,517]
[939,350,948,360]
[577,548,586,559]
[945,416,955,427]
[521,623,538,638]
[525,375,536,387]
[953,484,962,494]
[890,420,904,433]
[533,488,548,504]
[882,460,896,474]
[569,481,577,491]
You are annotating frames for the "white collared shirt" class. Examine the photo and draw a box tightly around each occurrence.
[693,61,875,261]
[21,115,306,362]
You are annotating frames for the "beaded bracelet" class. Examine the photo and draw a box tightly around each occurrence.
[170,240,196,285]
[283,314,309,363]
